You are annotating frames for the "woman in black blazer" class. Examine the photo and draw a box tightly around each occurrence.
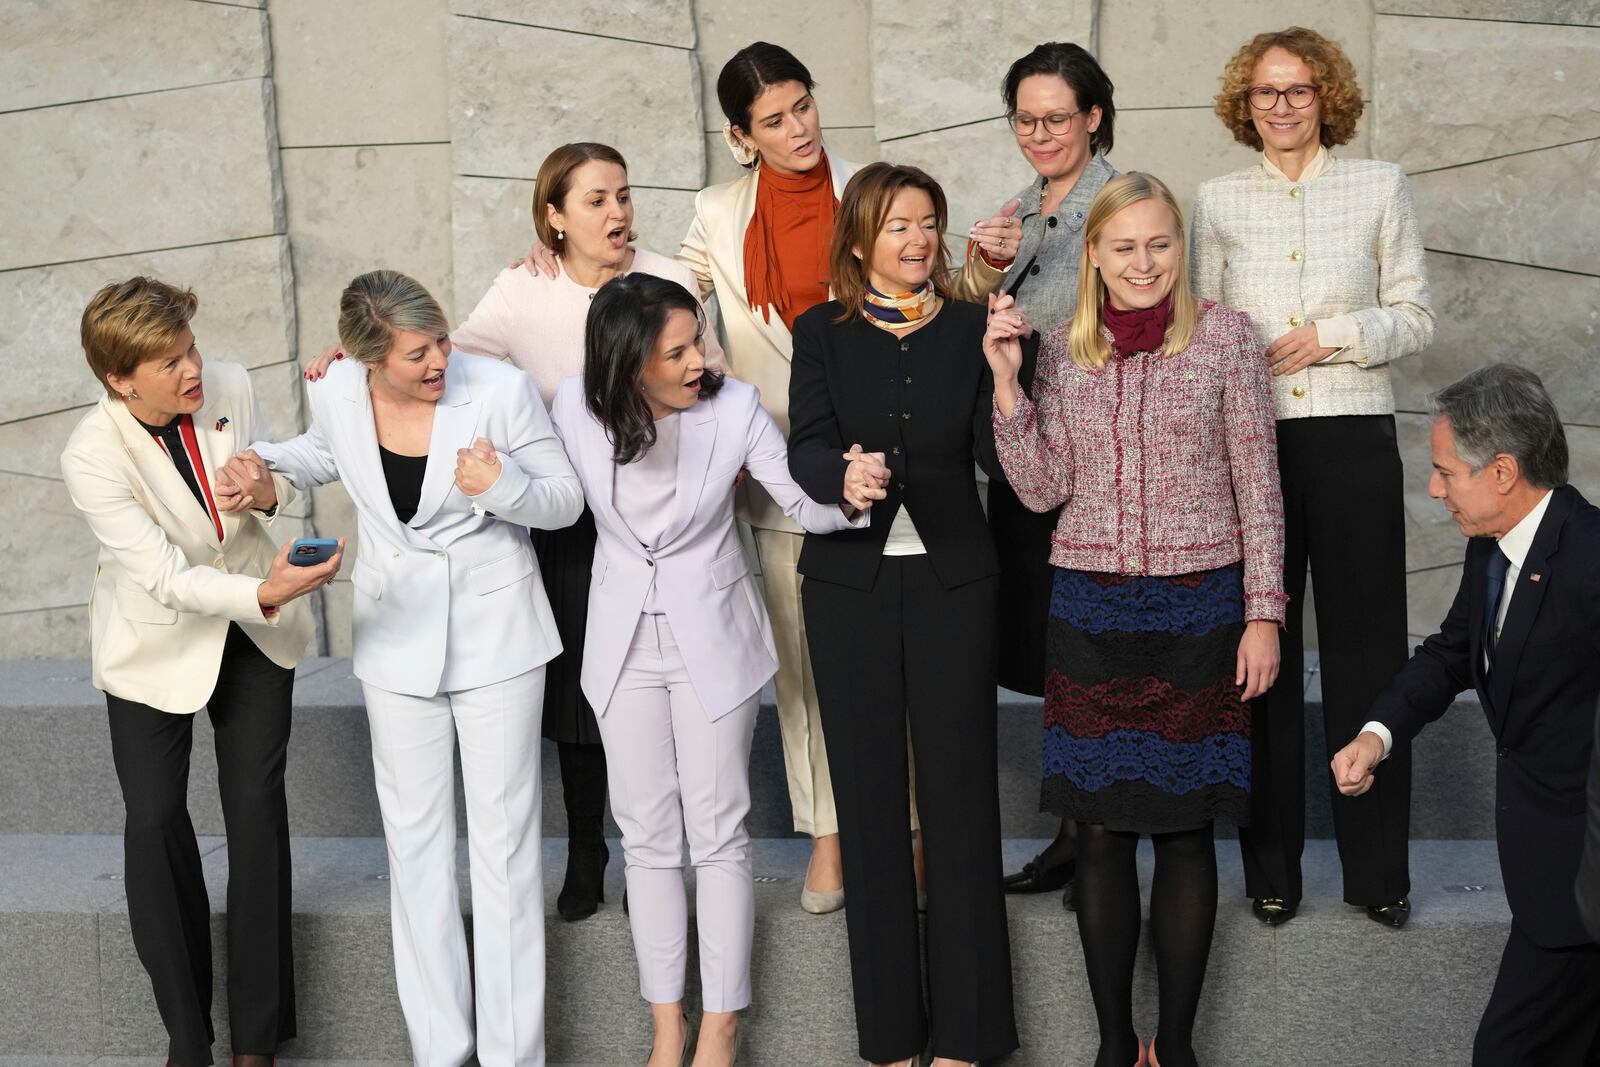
[788,162,1017,1067]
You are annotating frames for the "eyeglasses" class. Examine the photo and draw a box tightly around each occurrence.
[1008,109,1083,136]
[1246,84,1318,111]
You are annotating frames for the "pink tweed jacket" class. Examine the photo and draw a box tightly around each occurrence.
[993,300,1288,624]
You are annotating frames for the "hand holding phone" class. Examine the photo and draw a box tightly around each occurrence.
[288,537,339,567]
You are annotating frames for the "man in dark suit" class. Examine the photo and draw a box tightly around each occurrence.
[1331,364,1600,1066]
[1581,698,1600,942]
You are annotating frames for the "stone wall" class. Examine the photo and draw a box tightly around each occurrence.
[4,0,1594,657]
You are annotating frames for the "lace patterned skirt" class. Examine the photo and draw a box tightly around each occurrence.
[1040,563,1251,832]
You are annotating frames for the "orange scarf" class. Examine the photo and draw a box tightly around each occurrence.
[743,153,836,331]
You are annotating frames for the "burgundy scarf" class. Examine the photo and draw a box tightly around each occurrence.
[1103,292,1173,357]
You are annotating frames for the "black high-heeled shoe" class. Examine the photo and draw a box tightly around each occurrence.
[558,839,608,921]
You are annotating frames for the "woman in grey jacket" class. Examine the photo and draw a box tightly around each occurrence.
[1190,25,1434,932]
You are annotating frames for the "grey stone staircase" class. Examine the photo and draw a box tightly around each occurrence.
[0,657,1509,1066]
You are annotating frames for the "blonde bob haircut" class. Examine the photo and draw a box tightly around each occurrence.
[1068,172,1198,371]
[828,161,954,324]
[1215,26,1363,151]
[80,276,198,397]
[337,270,450,368]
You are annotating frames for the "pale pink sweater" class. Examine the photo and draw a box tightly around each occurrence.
[451,249,726,409]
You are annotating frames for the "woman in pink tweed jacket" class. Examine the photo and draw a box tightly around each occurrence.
[984,172,1285,1067]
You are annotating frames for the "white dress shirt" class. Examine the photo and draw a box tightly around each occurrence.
[1366,489,1554,757]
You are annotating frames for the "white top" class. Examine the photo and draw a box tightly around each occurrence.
[880,505,927,556]
[614,412,681,612]
[1367,489,1555,757]
[451,249,726,408]
[1190,152,1435,420]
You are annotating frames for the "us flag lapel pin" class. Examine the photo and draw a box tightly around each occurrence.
[1529,573,1542,582]
[215,416,229,431]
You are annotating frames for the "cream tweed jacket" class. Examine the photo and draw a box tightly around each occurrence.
[1189,154,1434,420]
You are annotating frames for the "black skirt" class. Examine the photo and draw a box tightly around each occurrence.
[988,478,1059,698]
[532,506,600,745]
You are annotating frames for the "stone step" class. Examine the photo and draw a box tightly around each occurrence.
[0,833,1507,1066]
[1,659,1496,841]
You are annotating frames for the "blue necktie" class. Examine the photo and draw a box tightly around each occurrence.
[1484,544,1510,662]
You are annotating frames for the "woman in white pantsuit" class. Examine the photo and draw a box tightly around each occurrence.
[230,270,583,1067]
[549,273,869,1067]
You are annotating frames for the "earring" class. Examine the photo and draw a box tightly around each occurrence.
[123,390,138,401]
[556,229,564,242]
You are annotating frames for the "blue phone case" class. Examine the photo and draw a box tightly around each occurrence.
[288,537,339,567]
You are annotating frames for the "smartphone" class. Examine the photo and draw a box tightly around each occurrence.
[288,537,339,567]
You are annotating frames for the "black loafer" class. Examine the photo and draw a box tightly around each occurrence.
[1003,855,1075,894]
[1252,896,1297,925]
[1366,898,1411,928]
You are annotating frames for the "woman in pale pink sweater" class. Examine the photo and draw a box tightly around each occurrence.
[307,143,722,924]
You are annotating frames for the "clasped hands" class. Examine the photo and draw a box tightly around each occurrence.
[841,443,890,513]
[214,449,276,514]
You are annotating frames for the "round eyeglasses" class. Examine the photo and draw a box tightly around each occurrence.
[1008,109,1083,136]
[1247,84,1318,111]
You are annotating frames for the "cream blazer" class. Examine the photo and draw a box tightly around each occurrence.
[60,360,314,714]
[676,154,857,531]
[252,352,584,697]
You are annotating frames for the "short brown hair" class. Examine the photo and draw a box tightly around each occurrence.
[1215,27,1363,151]
[337,270,450,367]
[533,142,637,255]
[80,277,198,396]
[828,162,953,323]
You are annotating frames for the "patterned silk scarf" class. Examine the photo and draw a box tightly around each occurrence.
[862,281,937,332]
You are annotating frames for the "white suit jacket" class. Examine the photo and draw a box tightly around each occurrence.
[676,154,857,531]
[60,361,314,714]
[549,375,862,720]
[254,353,584,697]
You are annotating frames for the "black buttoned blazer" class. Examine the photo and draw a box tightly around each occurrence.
[788,298,1000,592]
[1370,483,1600,948]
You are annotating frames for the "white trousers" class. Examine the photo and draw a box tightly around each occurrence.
[362,667,546,1067]
[596,614,758,1012]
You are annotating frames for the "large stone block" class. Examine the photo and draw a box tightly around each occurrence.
[0,79,285,270]
[461,0,695,48]
[0,605,90,660]
[1,0,268,112]
[1411,138,1600,276]
[281,144,455,363]
[1378,1,1600,25]
[882,119,1031,253]
[872,0,1094,141]
[267,0,451,147]
[448,17,704,189]
[0,474,98,616]
[0,236,295,424]
[1374,15,1600,172]
[694,0,875,129]
[1391,252,1600,426]
[451,175,537,324]
[1407,563,1466,643]
[1099,0,1373,109]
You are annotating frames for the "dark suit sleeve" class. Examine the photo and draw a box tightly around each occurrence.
[972,320,1001,481]
[1580,697,1600,942]
[1368,549,1477,744]
[787,311,849,505]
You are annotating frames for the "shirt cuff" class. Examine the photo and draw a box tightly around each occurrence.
[1361,720,1394,761]
[1314,314,1360,355]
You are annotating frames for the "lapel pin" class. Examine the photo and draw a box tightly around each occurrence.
[214,416,229,431]
[1529,573,1541,582]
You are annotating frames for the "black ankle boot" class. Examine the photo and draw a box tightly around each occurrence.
[557,741,609,922]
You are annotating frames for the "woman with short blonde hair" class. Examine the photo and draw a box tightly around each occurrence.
[1192,24,1434,934]
[987,172,1286,1067]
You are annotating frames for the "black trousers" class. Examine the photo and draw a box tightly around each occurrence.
[1240,415,1412,907]
[105,623,296,1066]
[1472,923,1600,1065]
[803,557,1018,1063]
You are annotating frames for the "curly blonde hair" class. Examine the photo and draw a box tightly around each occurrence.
[1214,27,1363,151]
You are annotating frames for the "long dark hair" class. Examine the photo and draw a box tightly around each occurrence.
[1002,42,1116,157]
[584,274,724,464]
[717,42,815,135]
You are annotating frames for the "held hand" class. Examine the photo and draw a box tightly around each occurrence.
[967,198,1024,264]
[841,443,889,511]
[214,449,276,514]
[303,343,345,382]
[454,437,502,497]
[257,537,344,611]
[1266,324,1339,377]
[1331,731,1386,797]
[1234,620,1281,701]
[984,293,1026,394]
[513,240,562,278]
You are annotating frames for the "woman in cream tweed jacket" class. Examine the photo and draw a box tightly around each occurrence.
[1190,26,1434,934]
